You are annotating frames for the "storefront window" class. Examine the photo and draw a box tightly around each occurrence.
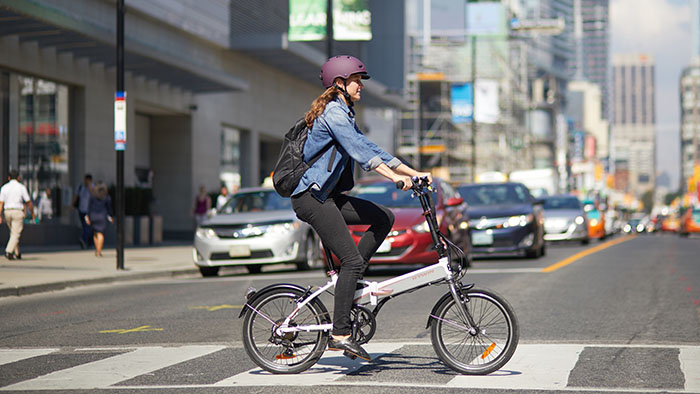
[220,126,241,193]
[17,76,70,219]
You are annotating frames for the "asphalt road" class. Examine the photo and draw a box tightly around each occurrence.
[0,232,699,393]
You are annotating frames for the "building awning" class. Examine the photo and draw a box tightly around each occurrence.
[0,3,247,93]
[230,33,407,109]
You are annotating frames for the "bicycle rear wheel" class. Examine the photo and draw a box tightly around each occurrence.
[430,287,519,375]
[242,288,330,374]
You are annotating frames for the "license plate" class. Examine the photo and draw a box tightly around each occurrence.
[376,239,392,253]
[471,231,493,246]
[229,245,251,257]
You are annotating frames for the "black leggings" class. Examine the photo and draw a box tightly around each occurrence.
[292,191,394,336]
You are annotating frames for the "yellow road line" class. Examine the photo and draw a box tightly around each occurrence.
[189,304,243,312]
[542,235,637,273]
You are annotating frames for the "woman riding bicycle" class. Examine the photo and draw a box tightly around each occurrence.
[291,55,432,361]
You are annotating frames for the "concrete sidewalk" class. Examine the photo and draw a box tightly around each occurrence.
[0,244,199,297]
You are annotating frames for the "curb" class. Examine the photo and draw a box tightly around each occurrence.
[0,267,199,298]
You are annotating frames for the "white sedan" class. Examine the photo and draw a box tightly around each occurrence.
[193,188,322,276]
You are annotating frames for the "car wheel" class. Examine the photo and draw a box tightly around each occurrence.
[296,232,323,271]
[199,266,220,277]
[246,264,262,274]
[539,242,546,257]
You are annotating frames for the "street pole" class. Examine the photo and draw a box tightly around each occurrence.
[116,0,125,270]
[326,0,333,59]
[470,35,477,182]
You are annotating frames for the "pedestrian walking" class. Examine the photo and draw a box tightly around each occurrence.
[290,55,432,361]
[37,187,53,222]
[216,185,230,212]
[192,185,211,227]
[72,174,94,249]
[0,170,35,260]
[85,182,113,257]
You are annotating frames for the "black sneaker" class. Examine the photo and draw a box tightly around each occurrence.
[328,336,371,361]
[5,253,15,260]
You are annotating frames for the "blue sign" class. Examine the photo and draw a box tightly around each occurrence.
[451,83,473,124]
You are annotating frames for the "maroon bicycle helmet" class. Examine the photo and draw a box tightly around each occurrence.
[320,55,370,88]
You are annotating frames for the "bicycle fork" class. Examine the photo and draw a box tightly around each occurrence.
[445,280,478,336]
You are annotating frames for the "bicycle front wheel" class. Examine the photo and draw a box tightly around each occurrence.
[242,288,330,374]
[430,287,519,375]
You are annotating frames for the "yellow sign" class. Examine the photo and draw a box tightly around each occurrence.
[419,145,446,153]
[100,325,163,334]
[189,304,242,312]
[416,72,445,81]
[594,164,603,181]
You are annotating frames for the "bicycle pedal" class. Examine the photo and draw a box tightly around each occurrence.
[343,350,358,360]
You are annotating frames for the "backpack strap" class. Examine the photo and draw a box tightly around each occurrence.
[306,140,336,172]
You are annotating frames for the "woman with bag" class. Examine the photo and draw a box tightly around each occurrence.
[85,182,113,257]
[291,55,432,361]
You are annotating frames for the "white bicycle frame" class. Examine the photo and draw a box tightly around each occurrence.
[274,256,452,335]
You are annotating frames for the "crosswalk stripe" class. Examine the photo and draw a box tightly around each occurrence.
[680,346,700,392]
[446,344,584,390]
[1,345,225,390]
[215,342,404,386]
[0,348,58,366]
[1,343,698,391]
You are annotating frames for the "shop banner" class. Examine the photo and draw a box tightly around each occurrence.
[333,0,371,41]
[289,0,327,41]
[289,0,371,42]
[474,79,499,124]
[450,83,473,124]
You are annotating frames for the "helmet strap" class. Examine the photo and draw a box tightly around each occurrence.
[333,82,354,111]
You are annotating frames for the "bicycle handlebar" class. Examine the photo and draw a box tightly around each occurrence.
[395,175,431,192]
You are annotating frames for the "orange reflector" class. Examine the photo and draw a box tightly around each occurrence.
[275,353,296,360]
[481,342,496,359]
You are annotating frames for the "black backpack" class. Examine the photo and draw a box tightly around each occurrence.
[272,118,335,197]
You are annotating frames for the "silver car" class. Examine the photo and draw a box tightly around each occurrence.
[193,187,322,276]
[541,195,590,244]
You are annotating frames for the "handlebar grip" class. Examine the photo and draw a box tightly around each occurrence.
[396,181,404,190]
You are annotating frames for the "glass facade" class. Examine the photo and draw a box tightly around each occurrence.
[220,126,241,193]
[1,73,71,223]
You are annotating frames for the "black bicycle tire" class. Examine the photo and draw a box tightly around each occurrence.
[430,287,519,375]
[242,288,330,374]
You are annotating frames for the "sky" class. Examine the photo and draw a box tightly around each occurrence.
[610,0,691,190]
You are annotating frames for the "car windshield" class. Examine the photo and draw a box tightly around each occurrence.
[458,184,529,206]
[351,182,422,208]
[220,190,292,213]
[543,197,581,210]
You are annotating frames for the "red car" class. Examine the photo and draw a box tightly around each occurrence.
[341,178,470,267]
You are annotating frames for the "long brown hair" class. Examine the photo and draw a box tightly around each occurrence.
[304,86,339,128]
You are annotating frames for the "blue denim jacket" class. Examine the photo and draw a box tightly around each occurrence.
[292,97,401,202]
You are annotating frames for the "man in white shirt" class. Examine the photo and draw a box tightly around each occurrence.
[0,170,35,260]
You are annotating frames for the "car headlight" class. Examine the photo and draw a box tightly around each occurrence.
[412,221,430,233]
[590,219,599,226]
[574,216,584,225]
[266,221,301,235]
[196,227,217,239]
[505,214,532,228]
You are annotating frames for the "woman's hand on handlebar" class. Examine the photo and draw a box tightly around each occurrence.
[415,172,433,185]
[395,176,413,191]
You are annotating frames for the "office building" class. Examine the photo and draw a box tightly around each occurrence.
[611,53,656,195]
